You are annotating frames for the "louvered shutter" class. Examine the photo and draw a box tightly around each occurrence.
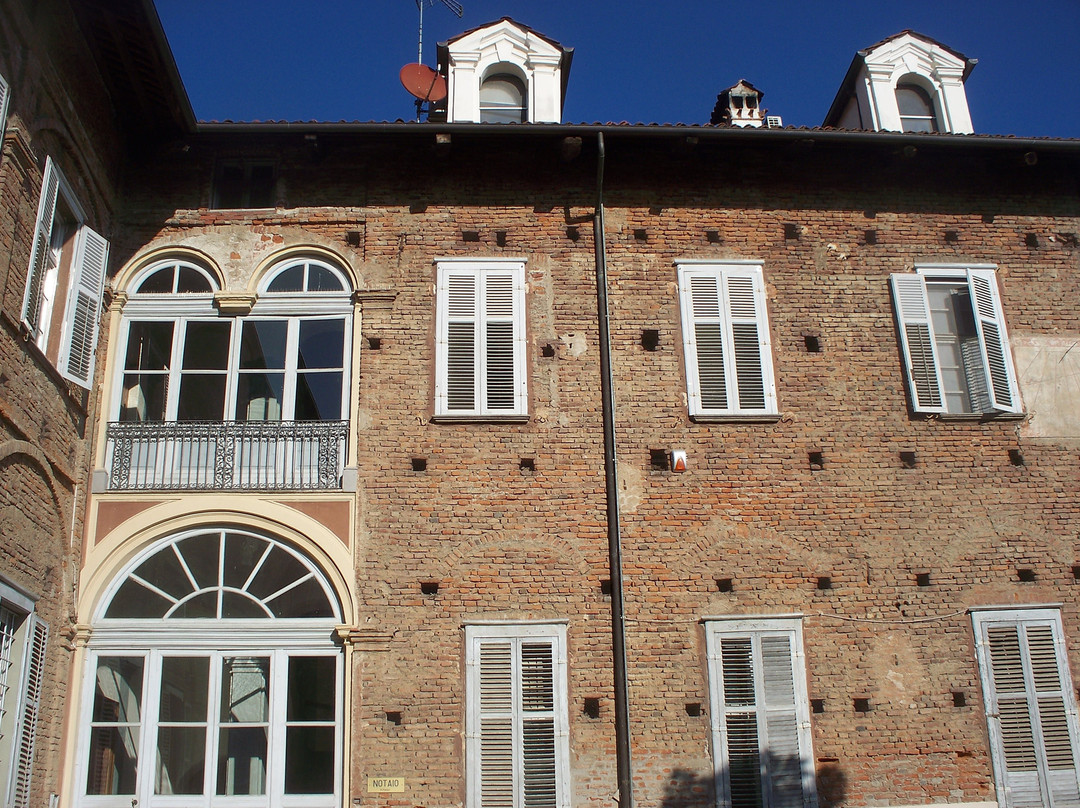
[58,226,108,388]
[967,270,1021,414]
[441,271,479,412]
[481,272,524,413]
[975,612,1080,808]
[0,71,10,146]
[890,273,946,413]
[520,643,556,808]
[709,624,815,808]
[21,160,60,338]
[478,641,515,808]
[11,618,46,808]
[679,265,775,416]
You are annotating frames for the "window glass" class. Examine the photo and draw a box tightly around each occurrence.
[87,656,143,795]
[480,75,527,123]
[897,84,938,133]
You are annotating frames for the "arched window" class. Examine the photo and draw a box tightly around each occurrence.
[479,74,527,123]
[261,258,346,294]
[80,528,342,807]
[132,260,217,295]
[896,83,939,133]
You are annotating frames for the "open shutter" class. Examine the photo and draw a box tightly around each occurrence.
[478,641,515,808]
[967,270,1021,414]
[440,271,479,413]
[0,71,10,147]
[59,226,108,388]
[21,160,60,338]
[890,273,946,413]
[725,269,774,412]
[976,612,1080,808]
[11,618,46,808]
[481,272,522,413]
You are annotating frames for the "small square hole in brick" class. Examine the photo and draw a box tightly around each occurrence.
[421,581,439,596]
[808,451,824,471]
[346,230,362,247]
[803,335,821,353]
[385,711,402,725]
[944,230,959,243]
[566,226,580,241]
[1025,232,1040,248]
[1009,449,1025,466]
[366,336,382,351]
[816,576,833,591]
[495,231,508,247]
[600,579,613,597]
[916,572,931,587]
[411,457,427,472]
[705,230,722,244]
[900,451,917,469]
[716,578,734,593]
[641,329,660,352]
[541,343,557,358]
[1017,568,1037,583]
[864,229,878,245]
[409,203,427,214]
[1072,565,1080,580]
[633,228,648,241]
[854,698,871,713]
[685,703,701,717]
[584,698,601,719]
[519,458,535,473]
[784,223,800,240]
[462,230,480,242]
[952,691,966,708]
[811,699,825,714]
[650,449,670,471]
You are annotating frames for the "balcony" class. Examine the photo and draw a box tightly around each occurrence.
[105,420,348,491]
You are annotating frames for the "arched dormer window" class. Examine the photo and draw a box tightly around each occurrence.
[479,73,527,123]
[896,82,940,133]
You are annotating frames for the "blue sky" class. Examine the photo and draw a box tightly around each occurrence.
[154,0,1080,138]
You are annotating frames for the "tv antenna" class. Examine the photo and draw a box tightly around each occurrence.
[416,0,463,65]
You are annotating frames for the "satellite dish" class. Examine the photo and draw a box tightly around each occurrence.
[400,63,447,103]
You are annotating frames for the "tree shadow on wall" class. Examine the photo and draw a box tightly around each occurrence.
[659,760,847,808]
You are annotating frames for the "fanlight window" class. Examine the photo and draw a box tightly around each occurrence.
[263,259,347,294]
[102,529,339,621]
[480,74,527,123]
[896,83,939,133]
[132,260,217,295]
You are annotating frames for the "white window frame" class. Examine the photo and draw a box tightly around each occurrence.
[677,261,777,418]
[704,617,817,808]
[435,259,528,418]
[0,581,47,808]
[465,622,570,808]
[21,157,109,388]
[891,265,1022,416]
[972,607,1080,808]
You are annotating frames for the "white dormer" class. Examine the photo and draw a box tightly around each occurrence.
[823,31,977,134]
[710,80,765,128]
[435,17,573,124]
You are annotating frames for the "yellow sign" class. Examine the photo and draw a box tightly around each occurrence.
[367,777,405,793]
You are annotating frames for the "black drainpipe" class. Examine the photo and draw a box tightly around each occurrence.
[593,131,634,808]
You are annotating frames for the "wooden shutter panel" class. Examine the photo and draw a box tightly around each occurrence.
[967,270,1021,414]
[724,270,772,412]
[482,273,518,412]
[442,272,479,412]
[685,273,729,413]
[11,618,46,808]
[478,641,514,808]
[760,635,807,808]
[890,273,946,413]
[59,226,108,388]
[21,160,60,338]
[520,643,556,808]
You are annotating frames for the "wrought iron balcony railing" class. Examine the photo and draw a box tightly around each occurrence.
[105,420,349,491]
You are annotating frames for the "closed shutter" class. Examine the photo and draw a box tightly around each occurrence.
[975,611,1080,808]
[481,272,522,413]
[442,271,478,412]
[11,618,46,808]
[708,623,816,808]
[520,643,556,808]
[21,160,60,338]
[59,225,109,388]
[890,273,946,413]
[967,270,1021,414]
[679,265,775,416]
[478,641,514,808]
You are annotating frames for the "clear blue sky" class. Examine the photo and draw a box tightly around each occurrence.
[154,0,1080,138]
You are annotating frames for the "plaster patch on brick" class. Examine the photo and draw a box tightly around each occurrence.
[560,332,588,357]
[1012,334,1080,440]
[617,461,643,513]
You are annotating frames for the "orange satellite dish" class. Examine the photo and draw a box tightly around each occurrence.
[399,63,447,103]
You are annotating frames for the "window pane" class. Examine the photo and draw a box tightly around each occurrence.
[120,374,168,422]
[294,371,342,420]
[221,593,267,618]
[247,547,308,601]
[215,164,244,209]
[288,657,335,721]
[87,727,140,795]
[235,373,285,421]
[220,657,270,723]
[285,726,334,793]
[105,579,173,618]
[125,322,173,370]
[307,265,344,292]
[171,591,218,619]
[155,726,206,794]
[88,657,143,795]
[248,164,275,207]
[176,374,227,420]
[223,533,269,588]
[176,266,213,293]
[217,727,267,795]
[267,264,304,292]
[134,545,192,600]
[896,86,933,116]
[268,576,334,619]
[182,322,231,370]
[298,319,344,368]
[136,268,175,294]
[240,321,288,369]
[159,657,209,722]
[176,533,222,589]
[93,657,143,722]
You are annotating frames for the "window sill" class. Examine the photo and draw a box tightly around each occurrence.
[917,411,1027,422]
[430,413,531,424]
[690,412,782,424]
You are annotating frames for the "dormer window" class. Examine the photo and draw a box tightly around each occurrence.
[479,73,527,123]
[896,83,939,133]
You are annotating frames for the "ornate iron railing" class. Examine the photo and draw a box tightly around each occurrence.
[105,420,348,491]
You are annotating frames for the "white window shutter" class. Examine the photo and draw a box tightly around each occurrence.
[520,643,556,808]
[439,271,479,413]
[478,641,515,808]
[0,71,10,148]
[967,270,1022,414]
[11,618,46,808]
[890,273,946,413]
[682,272,728,413]
[21,159,60,338]
[481,271,525,413]
[724,269,774,412]
[58,225,108,388]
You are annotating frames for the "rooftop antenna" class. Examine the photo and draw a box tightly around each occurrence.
[417,0,463,65]
[403,0,461,121]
